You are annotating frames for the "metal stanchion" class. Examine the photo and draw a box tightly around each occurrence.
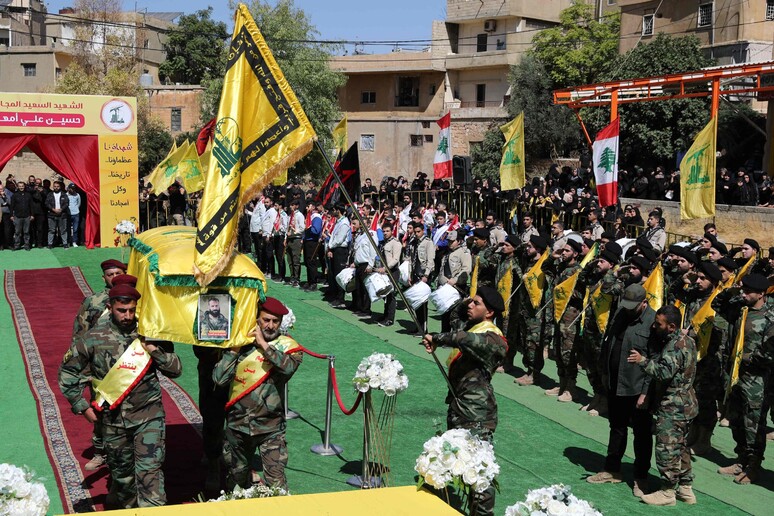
[283,382,299,420]
[311,355,343,456]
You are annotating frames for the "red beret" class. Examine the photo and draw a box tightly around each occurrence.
[111,274,138,287]
[108,284,141,301]
[260,297,288,317]
[101,259,127,272]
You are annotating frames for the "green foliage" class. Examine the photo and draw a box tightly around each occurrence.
[138,122,174,176]
[199,0,346,180]
[507,55,579,158]
[582,34,715,167]
[471,126,504,183]
[159,8,229,85]
[530,0,620,88]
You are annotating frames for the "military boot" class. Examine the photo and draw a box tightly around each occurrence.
[690,426,713,456]
[514,374,534,386]
[581,393,600,412]
[734,466,760,485]
[717,463,743,476]
[589,395,608,417]
[84,453,106,471]
[545,378,564,396]
[557,379,577,402]
[676,485,696,504]
[640,489,676,506]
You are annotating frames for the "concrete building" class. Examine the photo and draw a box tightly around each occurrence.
[145,84,204,136]
[334,0,592,183]
[0,7,178,93]
[618,0,774,64]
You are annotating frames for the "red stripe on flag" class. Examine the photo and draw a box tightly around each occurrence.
[433,161,452,179]
[596,181,618,207]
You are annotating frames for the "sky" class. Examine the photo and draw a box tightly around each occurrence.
[44,0,443,54]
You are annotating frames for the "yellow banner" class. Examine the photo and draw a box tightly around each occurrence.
[643,261,664,311]
[332,116,348,157]
[554,269,580,323]
[227,335,301,408]
[194,4,317,286]
[93,339,151,410]
[590,285,613,332]
[727,306,748,398]
[499,112,525,191]
[734,256,756,284]
[99,134,139,246]
[446,320,502,367]
[497,264,513,318]
[177,140,206,193]
[692,287,721,361]
[145,141,189,195]
[523,251,548,309]
[680,116,717,219]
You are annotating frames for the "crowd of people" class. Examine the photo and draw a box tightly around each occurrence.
[1,174,85,250]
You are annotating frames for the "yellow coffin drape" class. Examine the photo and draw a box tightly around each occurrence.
[129,227,267,348]
[193,4,317,286]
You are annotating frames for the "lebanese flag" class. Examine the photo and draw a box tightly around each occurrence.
[592,118,619,207]
[370,210,381,232]
[448,214,460,231]
[433,112,452,179]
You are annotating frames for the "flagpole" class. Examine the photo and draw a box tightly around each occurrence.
[313,141,457,398]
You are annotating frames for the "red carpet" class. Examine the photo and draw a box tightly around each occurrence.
[4,267,205,512]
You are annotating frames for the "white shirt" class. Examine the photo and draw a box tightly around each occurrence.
[354,231,376,266]
[261,207,277,235]
[250,201,266,233]
[289,210,305,236]
[328,216,351,249]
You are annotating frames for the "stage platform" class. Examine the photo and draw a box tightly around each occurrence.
[94,486,459,515]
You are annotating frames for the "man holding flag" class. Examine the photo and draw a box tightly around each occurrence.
[592,118,619,208]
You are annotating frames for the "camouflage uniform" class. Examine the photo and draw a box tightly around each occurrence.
[212,341,303,491]
[545,257,582,387]
[471,245,498,290]
[433,322,507,516]
[577,265,616,398]
[59,319,182,508]
[495,254,522,336]
[723,298,774,472]
[639,329,698,489]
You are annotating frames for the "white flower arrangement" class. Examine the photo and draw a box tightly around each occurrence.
[505,484,602,516]
[415,428,499,495]
[279,308,296,335]
[0,463,50,516]
[209,484,288,501]
[352,352,408,396]
[114,219,137,235]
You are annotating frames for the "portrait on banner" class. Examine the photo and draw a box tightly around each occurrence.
[198,293,232,341]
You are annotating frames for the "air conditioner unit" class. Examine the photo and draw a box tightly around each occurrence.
[484,19,496,32]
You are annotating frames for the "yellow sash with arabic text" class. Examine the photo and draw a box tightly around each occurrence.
[92,339,151,411]
[726,306,748,399]
[226,335,301,408]
[446,320,503,367]
[691,287,721,361]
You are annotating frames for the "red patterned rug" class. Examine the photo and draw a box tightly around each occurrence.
[4,267,205,512]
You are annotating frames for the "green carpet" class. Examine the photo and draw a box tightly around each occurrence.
[0,247,770,514]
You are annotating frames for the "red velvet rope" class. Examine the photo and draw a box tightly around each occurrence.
[297,345,328,360]
[330,366,362,415]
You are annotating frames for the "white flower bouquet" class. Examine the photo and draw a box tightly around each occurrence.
[415,428,499,495]
[0,463,50,516]
[352,352,408,396]
[209,484,288,501]
[114,219,137,235]
[505,484,602,516]
[279,308,295,335]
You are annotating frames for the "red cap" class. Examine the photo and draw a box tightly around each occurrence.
[101,259,127,272]
[108,284,141,301]
[260,297,288,317]
[111,274,138,287]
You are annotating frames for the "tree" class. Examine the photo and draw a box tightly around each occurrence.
[507,55,579,159]
[530,0,620,88]
[69,0,138,77]
[471,126,504,183]
[158,8,229,85]
[200,0,346,180]
[583,34,715,167]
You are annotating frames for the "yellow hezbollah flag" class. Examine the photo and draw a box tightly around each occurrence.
[590,284,613,332]
[691,287,721,361]
[554,269,580,323]
[332,116,348,157]
[643,261,664,311]
[680,116,717,219]
[177,140,206,193]
[499,112,525,191]
[523,250,549,309]
[497,264,513,318]
[194,4,317,286]
[734,256,756,284]
[581,242,598,267]
[727,306,748,399]
[145,140,189,195]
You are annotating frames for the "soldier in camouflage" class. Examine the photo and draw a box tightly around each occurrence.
[70,259,127,472]
[715,274,774,485]
[59,284,182,508]
[629,305,698,506]
[212,297,302,491]
[663,246,696,305]
[470,227,498,290]
[513,235,551,387]
[422,286,507,516]
[493,234,522,339]
[677,261,725,456]
[543,239,583,402]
